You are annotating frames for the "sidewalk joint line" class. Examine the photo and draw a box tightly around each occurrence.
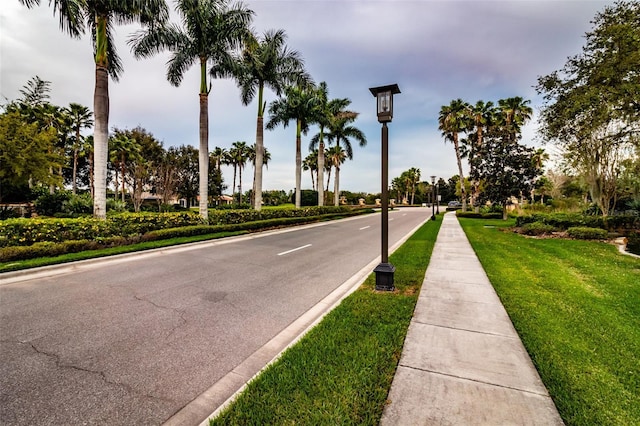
[398,364,550,397]
[410,320,517,339]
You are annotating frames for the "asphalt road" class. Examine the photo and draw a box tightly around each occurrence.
[0,208,431,425]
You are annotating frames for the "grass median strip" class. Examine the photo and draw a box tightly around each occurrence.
[459,218,640,426]
[209,215,442,425]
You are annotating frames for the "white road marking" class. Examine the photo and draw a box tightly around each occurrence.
[359,226,370,230]
[277,244,312,256]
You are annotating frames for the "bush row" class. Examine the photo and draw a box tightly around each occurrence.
[0,210,371,262]
[0,206,352,247]
[567,227,608,240]
[456,211,503,220]
[515,213,639,233]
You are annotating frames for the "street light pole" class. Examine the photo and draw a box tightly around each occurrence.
[435,179,440,214]
[431,175,436,220]
[381,122,389,264]
[369,84,400,292]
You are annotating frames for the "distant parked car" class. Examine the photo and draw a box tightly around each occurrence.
[447,201,462,209]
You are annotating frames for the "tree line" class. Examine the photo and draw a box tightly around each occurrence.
[7,0,368,219]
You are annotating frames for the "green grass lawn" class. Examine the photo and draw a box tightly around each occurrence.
[210,216,442,425]
[460,218,640,426]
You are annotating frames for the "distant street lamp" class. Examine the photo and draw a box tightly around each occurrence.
[369,84,401,291]
[435,179,440,214]
[431,175,436,220]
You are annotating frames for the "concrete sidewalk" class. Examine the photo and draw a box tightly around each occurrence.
[380,212,564,425]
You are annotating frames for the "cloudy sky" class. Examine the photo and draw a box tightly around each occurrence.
[1,0,612,194]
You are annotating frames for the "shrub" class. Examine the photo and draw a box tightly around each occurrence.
[34,191,71,216]
[63,193,93,215]
[456,211,502,220]
[567,227,608,240]
[626,232,640,255]
[521,221,557,236]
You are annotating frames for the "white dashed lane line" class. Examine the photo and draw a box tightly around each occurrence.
[277,244,312,256]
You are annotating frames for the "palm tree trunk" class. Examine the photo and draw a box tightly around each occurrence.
[295,120,302,209]
[453,135,467,210]
[326,166,331,202]
[93,64,109,219]
[232,165,237,203]
[239,166,243,205]
[317,132,324,206]
[253,85,265,211]
[198,92,209,220]
[334,165,340,206]
[72,128,79,194]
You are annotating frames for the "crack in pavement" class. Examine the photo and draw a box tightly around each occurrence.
[132,294,188,341]
[22,340,174,405]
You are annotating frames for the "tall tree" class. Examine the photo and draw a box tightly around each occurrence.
[536,0,640,216]
[64,103,93,194]
[302,149,318,191]
[109,131,140,202]
[233,29,308,210]
[130,0,253,220]
[467,100,495,209]
[309,83,351,206]
[438,99,471,210]
[326,145,346,205]
[20,0,170,219]
[473,129,541,219]
[323,108,366,206]
[497,97,533,144]
[228,140,249,204]
[266,83,316,208]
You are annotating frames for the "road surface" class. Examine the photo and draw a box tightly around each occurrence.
[0,208,430,425]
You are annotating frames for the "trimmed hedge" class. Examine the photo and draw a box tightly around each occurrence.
[521,221,557,236]
[567,227,608,240]
[516,213,639,233]
[0,206,353,248]
[0,209,371,262]
[456,211,503,220]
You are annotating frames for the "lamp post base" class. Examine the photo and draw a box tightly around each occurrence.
[374,263,396,291]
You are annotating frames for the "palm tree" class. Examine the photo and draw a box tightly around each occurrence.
[130,0,252,219]
[64,103,93,194]
[228,141,250,204]
[248,143,270,206]
[439,99,471,210]
[309,82,351,206]
[20,0,169,219]
[323,108,366,206]
[497,97,533,143]
[303,150,318,191]
[467,100,494,209]
[406,167,421,205]
[109,132,140,202]
[266,84,316,208]
[326,145,347,205]
[233,29,308,210]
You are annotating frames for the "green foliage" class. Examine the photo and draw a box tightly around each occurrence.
[536,2,640,216]
[516,212,639,233]
[34,191,71,216]
[567,226,608,240]
[627,232,640,255]
[521,221,557,236]
[63,193,93,215]
[456,211,502,219]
